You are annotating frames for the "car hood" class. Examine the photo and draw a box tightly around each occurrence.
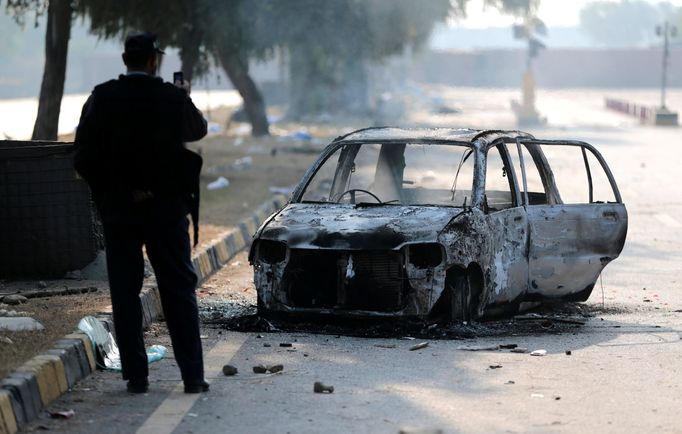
[258,203,464,250]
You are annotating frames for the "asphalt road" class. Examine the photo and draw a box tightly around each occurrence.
[24,90,682,434]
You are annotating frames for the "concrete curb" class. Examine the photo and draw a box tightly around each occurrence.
[0,193,287,433]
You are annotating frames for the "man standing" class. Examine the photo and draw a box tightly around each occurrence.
[74,33,208,394]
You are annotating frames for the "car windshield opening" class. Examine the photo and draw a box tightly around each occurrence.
[300,142,474,206]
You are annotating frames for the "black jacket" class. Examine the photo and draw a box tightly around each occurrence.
[74,74,206,243]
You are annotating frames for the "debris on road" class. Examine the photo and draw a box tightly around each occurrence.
[253,365,268,374]
[505,380,515,385]
[374,344,397,349]
[222,365,238,376]
[207,176,230,190]
[409,342,429,351]
[500,344,518,349]
[279,342,293,347]
[489,364,503,369]
[530,349,548,356]
[263,343,271,347]
[511,348,529,353]
[457,344,500,351]
[267,364,284,373]
[313,382,334,394]
[49,409,75,419]
[565,350,572,356]
[531,393,544,399]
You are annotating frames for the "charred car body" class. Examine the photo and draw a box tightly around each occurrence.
[249,128,628,320]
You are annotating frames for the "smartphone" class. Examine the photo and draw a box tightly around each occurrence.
[173,71,184,84]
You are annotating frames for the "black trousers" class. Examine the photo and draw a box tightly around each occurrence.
[102,207,203,384]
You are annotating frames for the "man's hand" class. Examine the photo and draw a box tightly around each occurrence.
[132,190,154,203]
[174,79,191,95]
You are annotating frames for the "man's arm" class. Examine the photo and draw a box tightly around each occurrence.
[73,94,105,192]
[182,96,208,143]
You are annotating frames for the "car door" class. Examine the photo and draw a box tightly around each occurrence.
[479,143,529,306]
[518,141,628,300]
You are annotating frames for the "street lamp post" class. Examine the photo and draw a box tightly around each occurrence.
[654,22,678,125]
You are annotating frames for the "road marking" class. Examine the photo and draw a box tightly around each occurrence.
[654,213,682,228]
[136,335,247,434]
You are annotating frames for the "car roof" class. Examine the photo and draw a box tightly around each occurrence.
[333,127,535,145]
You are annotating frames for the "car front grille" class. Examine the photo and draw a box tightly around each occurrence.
[283,249,406,312]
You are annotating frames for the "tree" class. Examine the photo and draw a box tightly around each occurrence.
[251,0,458,119]
[5,0,71,140]
[579,0,668,47]
[76,0,270,136]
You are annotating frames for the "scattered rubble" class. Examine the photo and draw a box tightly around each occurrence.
[313,382,334,394]
[253,365,268,374]
[409,342,429,351]
[222,365,238,376]
[457,344,500,351]
[530,349,547,356]
[267,364,284,373]
[2,294,27,305]
[279,342,293,347]
[49,409,75,419]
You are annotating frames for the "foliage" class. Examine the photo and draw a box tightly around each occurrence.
[2,0,47,27]
[579,0,678,47]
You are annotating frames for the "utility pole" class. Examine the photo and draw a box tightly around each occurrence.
[511,13,546,126]
[654,21,678,125]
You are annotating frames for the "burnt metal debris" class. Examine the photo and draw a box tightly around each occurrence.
[249,127,628,322]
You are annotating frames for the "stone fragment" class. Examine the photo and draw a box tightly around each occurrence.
[313,382,334,393]
[409,342,429,351]
[2,295,27,305]
[222,365,238,376]
[267,364,283,373]
[0,317,44,331]
[252,365,267,374]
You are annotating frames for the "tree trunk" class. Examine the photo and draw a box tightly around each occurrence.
[218,48,269,137]
[32,0,72,141]
[179,29,203,82]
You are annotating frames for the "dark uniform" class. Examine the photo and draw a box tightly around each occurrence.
[74,69,207,390]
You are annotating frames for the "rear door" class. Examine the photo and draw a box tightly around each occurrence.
[515,141,628,299]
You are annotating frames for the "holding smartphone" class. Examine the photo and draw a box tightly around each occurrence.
[173,71,184,84]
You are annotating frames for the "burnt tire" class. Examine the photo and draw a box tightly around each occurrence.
[446,273,474,322]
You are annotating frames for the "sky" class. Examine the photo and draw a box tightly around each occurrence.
[455,0,682,28]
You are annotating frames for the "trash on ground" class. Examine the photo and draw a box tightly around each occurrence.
[253,365,267,374]
[530,349,548,356]
[374,344,396,349]
[0,335,13,344]
[267,364,284,373]
[279,342,293,347]
[263,343,271,347]
[313,381,334,394]
[505,380,515,384]
[511,348,529,353]
[499,344,518,349]
[489,364,503,369]
[291,131,312,141]
[531,393,544,399]
[457,344,500,351]
[207,177,230,190]
[222,365,238,376]
[409,342,429,351]
[78,316,166,370]
[565,350,572,356]
[400,336,416,341]
[49,409,75,419]
[269,186,294,195]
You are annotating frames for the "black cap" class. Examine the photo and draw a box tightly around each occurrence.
[124,32,165,56]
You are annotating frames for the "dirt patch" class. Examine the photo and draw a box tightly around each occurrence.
[0,281,111,378]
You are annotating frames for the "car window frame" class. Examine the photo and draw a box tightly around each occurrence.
[292,139,476,204]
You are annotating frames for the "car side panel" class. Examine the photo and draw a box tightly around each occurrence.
[526,203,628,298]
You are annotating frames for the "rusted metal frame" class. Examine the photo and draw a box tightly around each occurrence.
[329,144,361,201]
[486,139,523,209]
[517,139,623,204]
[291,139,474,203]
[515,138,530,207]
[470,140,487,209]
[581,146,594,203]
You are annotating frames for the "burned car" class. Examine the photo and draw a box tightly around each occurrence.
[249,128,627,320]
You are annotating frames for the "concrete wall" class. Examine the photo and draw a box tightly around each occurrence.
[411,48,682,88]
